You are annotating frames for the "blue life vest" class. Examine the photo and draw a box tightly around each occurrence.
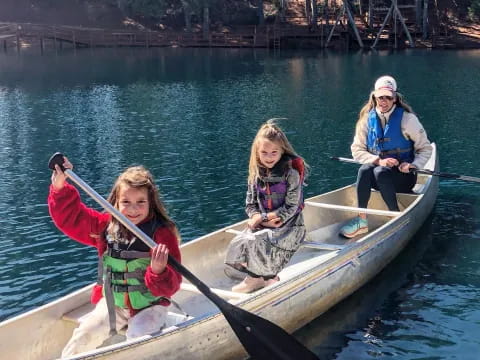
[366,107,414,163]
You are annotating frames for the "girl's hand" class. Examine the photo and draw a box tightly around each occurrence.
[261,217,283,228]
[151,244,169,274]
[378,157,399,168]
[51,157,73,190]
[247,213,263,230]
[399,162,415,173]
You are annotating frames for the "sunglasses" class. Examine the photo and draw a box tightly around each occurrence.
[375,96,394,101]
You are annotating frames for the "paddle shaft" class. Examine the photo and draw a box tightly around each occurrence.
[331,156,480,183]
[48,154,319,360]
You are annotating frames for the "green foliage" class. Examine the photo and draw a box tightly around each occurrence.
[113,0,171,18]
[468,0,480,20]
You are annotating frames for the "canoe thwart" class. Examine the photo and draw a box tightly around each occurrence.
[302,241,345,251]
[305,201,401,217]
[62,302,94,324]
[225,228,272,237]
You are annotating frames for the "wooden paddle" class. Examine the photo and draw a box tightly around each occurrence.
[331,156,480,183]
[48,153,319,360]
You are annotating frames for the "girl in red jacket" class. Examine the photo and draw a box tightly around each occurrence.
[48,157,182,357]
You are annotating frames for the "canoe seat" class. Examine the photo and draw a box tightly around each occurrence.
[180,282,248,300]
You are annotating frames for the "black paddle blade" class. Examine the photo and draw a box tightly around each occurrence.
[219,301,319,360]
[167,257,319,359]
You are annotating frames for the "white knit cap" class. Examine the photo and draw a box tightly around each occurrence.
[374,75,397,97]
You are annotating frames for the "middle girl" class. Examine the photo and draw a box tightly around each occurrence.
[225,120,308,293]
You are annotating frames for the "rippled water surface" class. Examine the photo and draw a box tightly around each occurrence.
[0,48,479,359]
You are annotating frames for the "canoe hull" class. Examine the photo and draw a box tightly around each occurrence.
[0,145,439,360]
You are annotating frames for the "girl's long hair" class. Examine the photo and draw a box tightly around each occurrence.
[106,166,180,242]
[355,91,414,134]
[248,119,306,184]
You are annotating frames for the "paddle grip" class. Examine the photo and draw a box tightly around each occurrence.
[48,152,66,171]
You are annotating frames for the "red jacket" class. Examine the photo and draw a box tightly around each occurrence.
[48,183,182,310]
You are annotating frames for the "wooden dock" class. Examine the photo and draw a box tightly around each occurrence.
[0,23,275,51]
[0,0,429,53]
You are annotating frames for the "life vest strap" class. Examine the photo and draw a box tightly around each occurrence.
[107,248,150,259]
[104,267,118,335]
[110,269,146,281]
[262,175,286,183]
[112,284,149,293]
[380,147,412,158]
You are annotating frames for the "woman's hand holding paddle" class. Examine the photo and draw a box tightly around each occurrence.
[399,162,415,173]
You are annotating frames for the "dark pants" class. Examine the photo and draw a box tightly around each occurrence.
[356,164,417,211]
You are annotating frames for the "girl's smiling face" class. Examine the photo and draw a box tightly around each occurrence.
[258,139,283,169]
[117,185,150,225]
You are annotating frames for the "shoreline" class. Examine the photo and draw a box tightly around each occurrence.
[2,21,480,53]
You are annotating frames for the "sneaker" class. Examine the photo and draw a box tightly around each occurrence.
[232,276,266,293]
[339,217,368,238]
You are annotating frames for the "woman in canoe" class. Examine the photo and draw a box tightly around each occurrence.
[48,158,182,357]
[340,75,432,238]
[225,120,308,293]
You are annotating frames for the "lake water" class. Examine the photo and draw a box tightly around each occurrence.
[0,47,479,359]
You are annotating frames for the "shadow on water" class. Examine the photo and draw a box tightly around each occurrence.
[294,213,437,359]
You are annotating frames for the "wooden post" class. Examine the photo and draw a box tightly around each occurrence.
[266,26,269,49]
[72,30,76,51]
[394,3,398,49]
[368,0,373,28]
[326,4,345,47]
[146,30,149,48]
[393,0,415,47]
[53,27,57,50]
[320,15,324,47]
[203,6,210,40]
[371,5,393,48]
[422,0,428,40]
[254,25,257,47]
[344,0,364,48]
[40,37,44,54]
[16,27,20,53]
[415,0,422,29]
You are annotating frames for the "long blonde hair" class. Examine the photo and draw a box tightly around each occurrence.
[355,91,414,134]
[248,120,304,184]
[106,166,180,242]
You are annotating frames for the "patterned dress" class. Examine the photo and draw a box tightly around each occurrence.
[225,157,306,278]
